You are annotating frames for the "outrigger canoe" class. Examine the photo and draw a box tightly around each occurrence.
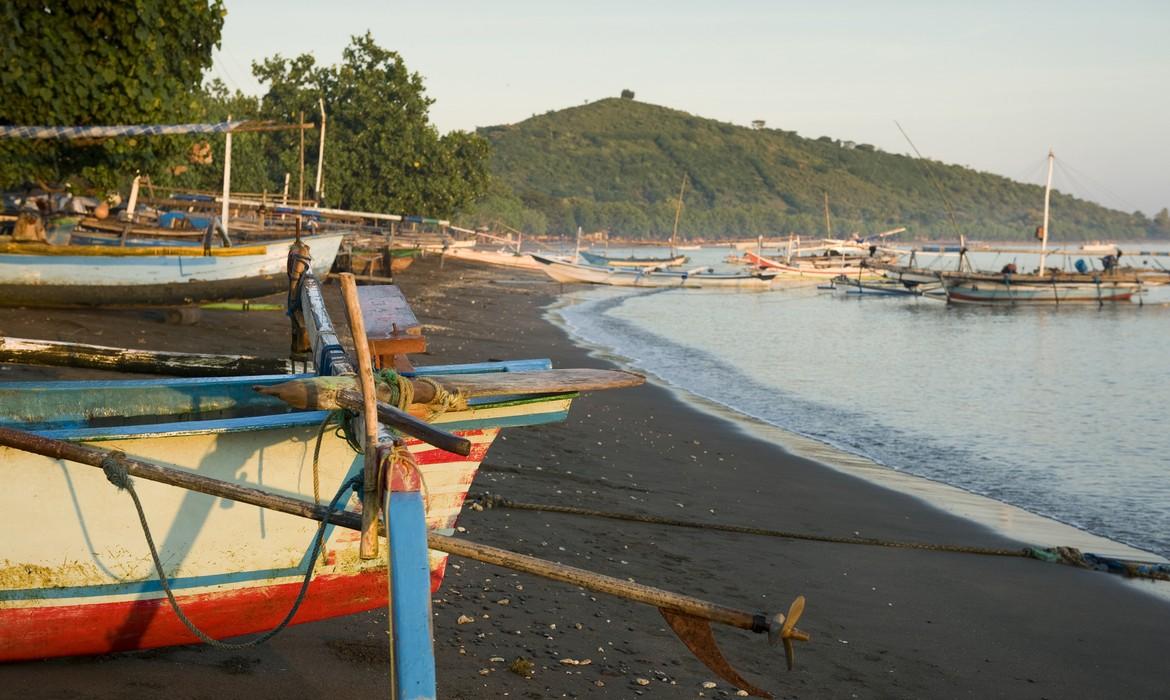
[533,254,777,289]
[0,254,643,661]
[0,233,344,307]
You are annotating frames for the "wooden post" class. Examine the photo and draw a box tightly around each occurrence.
[126,174,141,224]
[315,98,327,201]
[221,116,232,238]
[338,272,382,560]
[298,110,306,208]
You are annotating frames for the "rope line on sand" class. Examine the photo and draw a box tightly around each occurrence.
[468,493,1170,582]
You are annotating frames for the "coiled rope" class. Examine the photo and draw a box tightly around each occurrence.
[469,493,1170,582]
[101,452,362,649]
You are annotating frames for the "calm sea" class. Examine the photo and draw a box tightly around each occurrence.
[548,244,1170,561]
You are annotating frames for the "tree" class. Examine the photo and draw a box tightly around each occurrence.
[0,1,225,191]
[248,33,489,215]
[1152,208,1170,238]
[620,89,635,100]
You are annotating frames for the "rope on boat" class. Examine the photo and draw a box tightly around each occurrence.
[101,451,363,649]
[468,493,1170,582]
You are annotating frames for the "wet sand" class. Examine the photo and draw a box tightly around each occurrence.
[4,254,1170,699]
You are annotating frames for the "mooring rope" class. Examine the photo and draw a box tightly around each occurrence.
[468,493,1170,582]
[101,451,362,649]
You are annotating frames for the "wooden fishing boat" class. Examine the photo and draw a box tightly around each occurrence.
[744,247,894,280]
[533,254,777,289]
[0,233,344,307]
[578,250,689,268]
[938,152,1145,306]
[0,365,597,661]
[0,262,643,662]
[442,246,543,270]
[830,274,943,297]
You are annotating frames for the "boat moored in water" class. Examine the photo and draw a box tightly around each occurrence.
[533,254,778,289]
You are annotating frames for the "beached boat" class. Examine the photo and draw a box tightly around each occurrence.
[532,254,777,289]
[0,233,345,307]
[0,265,642,662]
[442,246,542,270]
[938,152,1144,305]
[578,250,689,268]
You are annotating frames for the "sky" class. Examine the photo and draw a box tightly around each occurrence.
[209,1,1170,216]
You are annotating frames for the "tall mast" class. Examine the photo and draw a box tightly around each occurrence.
[670,173,687,256]
[823,191,831,238]
[1039,149,1054,271]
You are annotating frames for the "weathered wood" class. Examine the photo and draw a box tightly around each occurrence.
[0,242,267,257]
[356,283,426,369]
[335,389,470,456]
[339,272,383,560]
[426,368,645,397]
[256,369,644,412]
[0,336,291,376]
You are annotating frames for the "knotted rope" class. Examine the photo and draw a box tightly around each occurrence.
[101,451,362,649]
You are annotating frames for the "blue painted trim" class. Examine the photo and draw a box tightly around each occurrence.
[0,373,308,392]
[387,490,438,699]
[405,358,552,375]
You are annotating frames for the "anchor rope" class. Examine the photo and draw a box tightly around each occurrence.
[101,451,362,649]
[468,493,1170,582]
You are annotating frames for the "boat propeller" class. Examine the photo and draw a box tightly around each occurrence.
[660,596,808,698]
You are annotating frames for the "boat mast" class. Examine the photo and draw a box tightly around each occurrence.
[670,173,688,257]
[1039,149,1054,271]
[221,115,232,238]
[823,192,831,238]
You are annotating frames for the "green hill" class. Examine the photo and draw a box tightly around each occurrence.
[471,98,1163,241]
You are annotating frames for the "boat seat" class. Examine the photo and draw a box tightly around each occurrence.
[357,284,426,371]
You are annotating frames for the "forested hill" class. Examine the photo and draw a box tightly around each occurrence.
[474,98,1165,241]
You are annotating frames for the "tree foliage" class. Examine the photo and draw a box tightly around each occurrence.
[478,98,1166,241]
[0,0,225,191]
[179,34,489,216]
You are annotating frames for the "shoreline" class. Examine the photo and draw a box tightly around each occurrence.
[5,255,1169,699]
[547,285,1168,568]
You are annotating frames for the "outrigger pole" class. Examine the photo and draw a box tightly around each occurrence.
[0,426,808,698]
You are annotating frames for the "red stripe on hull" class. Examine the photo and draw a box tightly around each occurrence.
[0,565,450,661]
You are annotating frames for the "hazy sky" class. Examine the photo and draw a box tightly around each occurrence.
[210,1,1170,215]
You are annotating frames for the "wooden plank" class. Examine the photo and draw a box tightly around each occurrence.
[357,284,426,369]
[255,368,646,412]
[359,285,422,339]
[0,336,290,376]
[424,368,645,398]
[0,242,268,257]
[338,273,383,560]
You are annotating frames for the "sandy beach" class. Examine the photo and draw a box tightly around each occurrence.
[3,253,1169,699]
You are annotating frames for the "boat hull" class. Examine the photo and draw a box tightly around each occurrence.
[442,248,542,269]
[743,250,888,279]
[578,251,688,268]
[533,255,775,289]
[0,373,572,661]
[0,234,344,307]
[943,278,1140,305]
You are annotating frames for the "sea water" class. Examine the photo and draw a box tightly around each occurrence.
[549,245,1170,561]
